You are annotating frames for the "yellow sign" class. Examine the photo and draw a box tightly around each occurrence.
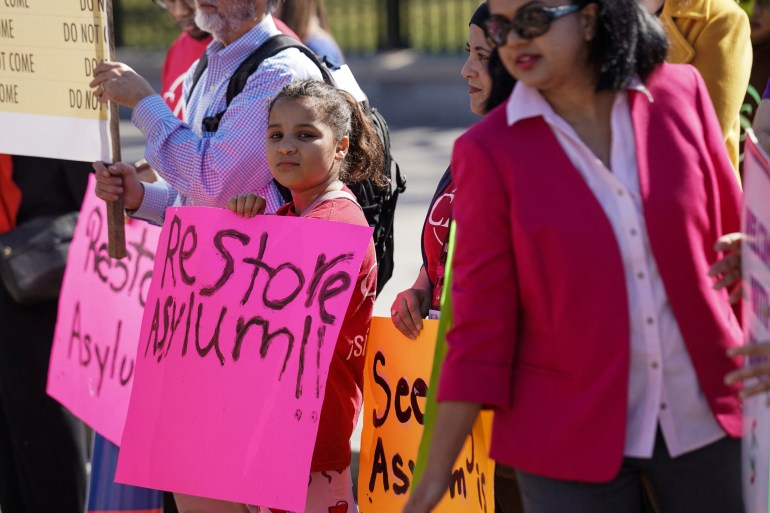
[0,0,108,120]
[359,318,495,513]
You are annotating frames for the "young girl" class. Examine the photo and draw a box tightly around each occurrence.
[227,80,382,513]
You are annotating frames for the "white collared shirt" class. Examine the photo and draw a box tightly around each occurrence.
[506,81,724,458]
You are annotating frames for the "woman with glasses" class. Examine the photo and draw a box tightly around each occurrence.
[403,1,744,512]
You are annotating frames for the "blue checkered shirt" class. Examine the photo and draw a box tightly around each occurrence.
[131,15,321,224]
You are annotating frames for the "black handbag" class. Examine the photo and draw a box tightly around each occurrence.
[0,212,78,305]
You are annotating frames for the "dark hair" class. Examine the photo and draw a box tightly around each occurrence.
[468,2,516,112]
[587,0,668,91]
[485,48,516,112]
[270,80,386,187]
[469,2,490,29]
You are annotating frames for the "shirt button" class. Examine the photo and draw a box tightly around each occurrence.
[617,188,624,196]
[646,317,655,325]
[630,228,638,236]
[651,361,659,369]
[637,272,645,280]
[660,403,667,411]
[210,85,216,92]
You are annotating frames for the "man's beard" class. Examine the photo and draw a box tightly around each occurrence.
[195,0,257,41]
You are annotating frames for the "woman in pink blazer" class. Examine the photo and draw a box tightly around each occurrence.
[404,1,744,512]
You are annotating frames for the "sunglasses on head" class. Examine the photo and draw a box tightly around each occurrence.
[484,2,588,46]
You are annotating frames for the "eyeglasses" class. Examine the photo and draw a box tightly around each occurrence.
[151,0,195,9]
[484,2,586,45]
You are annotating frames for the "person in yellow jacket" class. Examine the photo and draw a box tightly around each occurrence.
[643,0,751,177]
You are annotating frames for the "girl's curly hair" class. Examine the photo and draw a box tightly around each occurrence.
[271,80,387,187]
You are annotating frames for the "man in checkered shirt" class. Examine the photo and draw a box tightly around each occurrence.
[91,0,322,221]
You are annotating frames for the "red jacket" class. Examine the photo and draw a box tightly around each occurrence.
[438,63,743,482]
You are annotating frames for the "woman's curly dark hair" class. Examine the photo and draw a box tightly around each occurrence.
[587,0,668,91]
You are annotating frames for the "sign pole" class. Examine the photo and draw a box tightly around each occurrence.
[105,0,126,259]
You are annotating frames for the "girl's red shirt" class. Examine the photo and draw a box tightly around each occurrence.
[276,187,377,472]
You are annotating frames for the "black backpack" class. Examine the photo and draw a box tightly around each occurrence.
[188,35,406,295]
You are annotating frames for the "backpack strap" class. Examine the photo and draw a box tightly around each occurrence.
[225,35,335,106]
[187,53,209,104]
[189,35,336,133]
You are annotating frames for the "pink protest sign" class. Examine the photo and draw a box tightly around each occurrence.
[741,133,770,512]
[47,175,160,445]
[115,206,373,511]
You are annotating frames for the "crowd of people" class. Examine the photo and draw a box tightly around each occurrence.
[1,0,769,511]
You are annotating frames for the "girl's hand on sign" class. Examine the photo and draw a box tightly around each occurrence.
[725,342,770,404]
[227,193,266,218]
[93,161,144,211]
[709,232,743,304]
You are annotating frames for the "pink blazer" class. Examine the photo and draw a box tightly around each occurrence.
[438,63,743,482]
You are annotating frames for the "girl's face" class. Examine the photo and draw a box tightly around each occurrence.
[461,24,494,116]
[266,97,349,194]
[488,0,598,96]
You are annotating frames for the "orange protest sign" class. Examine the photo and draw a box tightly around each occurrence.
[359,317,494,513]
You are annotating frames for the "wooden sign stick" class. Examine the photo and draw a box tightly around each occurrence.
[105,0,126,259]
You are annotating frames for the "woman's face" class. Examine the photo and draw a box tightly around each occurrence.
[487,0,598,96]
[461,24,494,116]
